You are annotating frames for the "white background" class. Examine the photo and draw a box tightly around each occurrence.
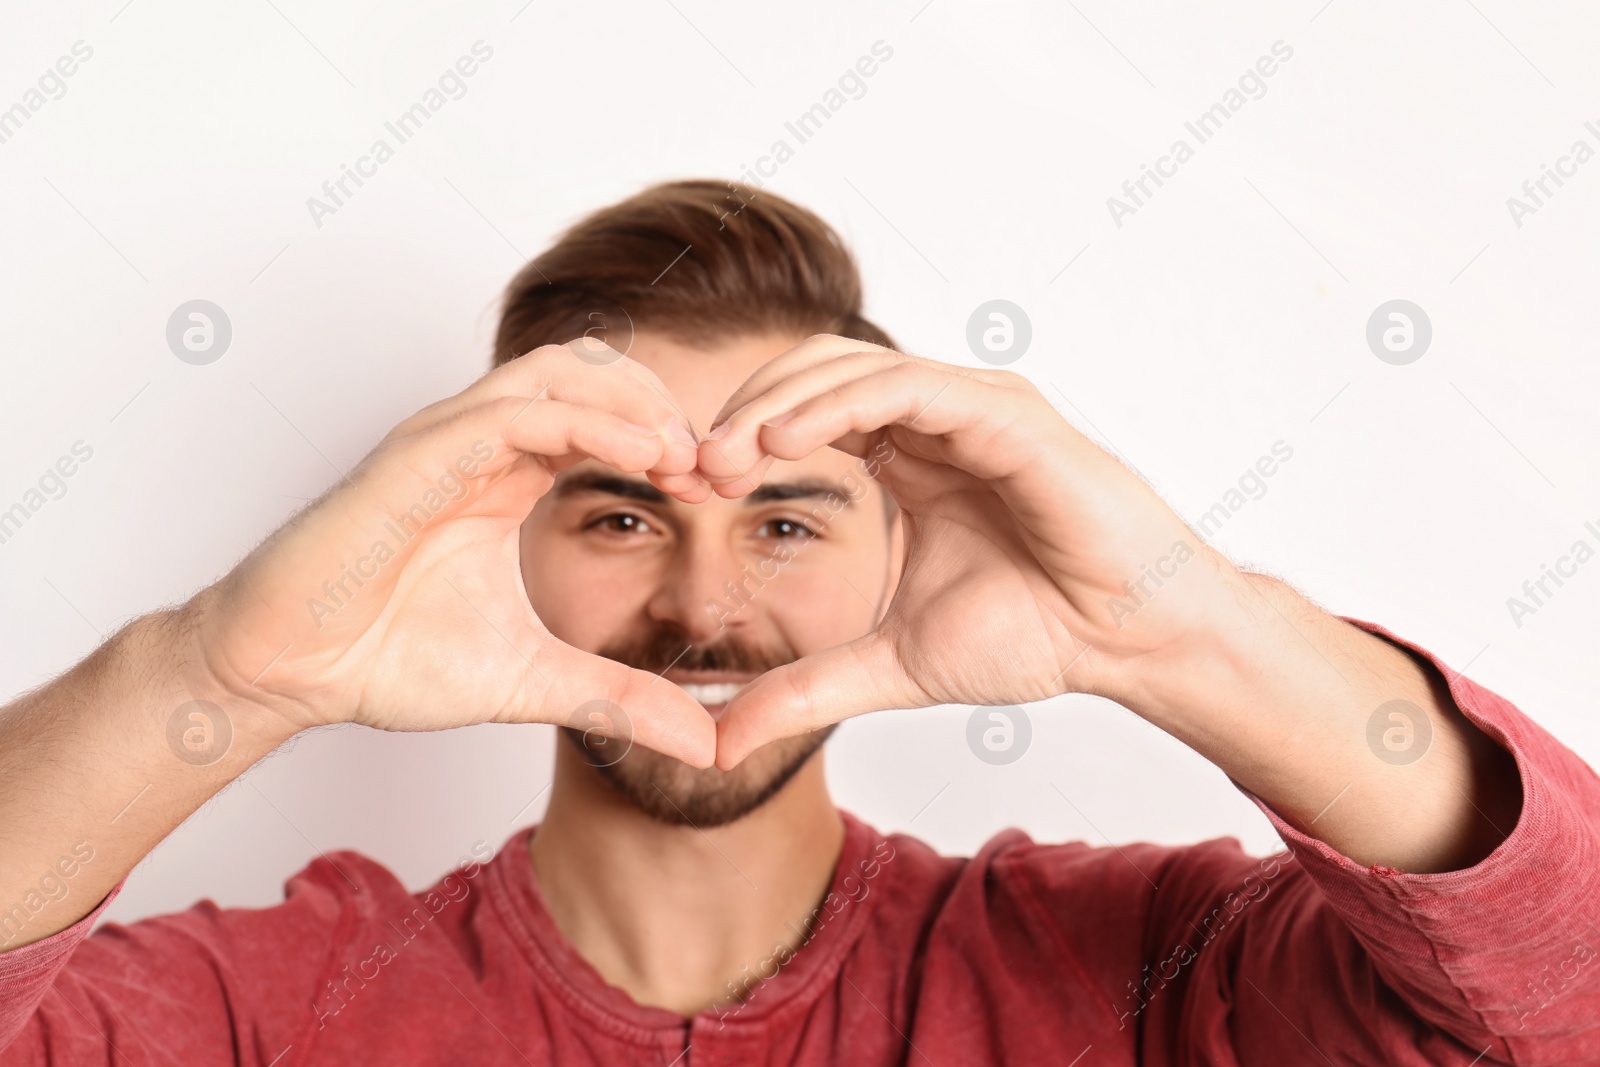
[1,0,1596,926]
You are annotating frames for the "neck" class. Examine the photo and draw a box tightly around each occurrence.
[528,744,845,1017]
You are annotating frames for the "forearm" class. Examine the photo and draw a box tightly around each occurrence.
[1119,571,1522,873]
[0,601,298,949]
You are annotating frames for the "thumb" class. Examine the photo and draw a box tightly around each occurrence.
[714,632,923,770]
[535,643,718,769]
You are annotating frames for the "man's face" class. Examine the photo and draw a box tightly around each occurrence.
[518,331,899,827]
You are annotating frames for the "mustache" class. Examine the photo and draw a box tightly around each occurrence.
[595,625,796,677]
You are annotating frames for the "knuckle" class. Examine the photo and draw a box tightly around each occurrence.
[988,367,1034,392]
[884,358,930,384]
[501,343,566,379]
[526,342,570,361]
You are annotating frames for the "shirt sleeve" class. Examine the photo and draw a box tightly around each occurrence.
[0,850,390,1065]
[1223,617,1600,1065]
[1009,617,1600,1066]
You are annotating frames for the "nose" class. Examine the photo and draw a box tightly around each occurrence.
[644,528,757,645]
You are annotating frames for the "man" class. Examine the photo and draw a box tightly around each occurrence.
[0,180,1593,1065]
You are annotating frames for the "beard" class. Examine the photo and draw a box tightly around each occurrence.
[562,624,835,829]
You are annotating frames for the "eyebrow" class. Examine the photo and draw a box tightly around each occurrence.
[554,472,668,504]
[553,471,858,507]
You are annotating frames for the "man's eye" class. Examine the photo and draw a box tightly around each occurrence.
[758,518,817,541]
[593,513,653,535]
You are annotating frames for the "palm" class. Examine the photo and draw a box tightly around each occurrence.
[867,441,1083,709]
[204,462,552,729]
[352,475,564,732]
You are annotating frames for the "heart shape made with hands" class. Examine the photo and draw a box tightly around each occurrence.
[546,335,930,772]
[208,332,1096,781]
[246,332,1200,783]
[563,333,1139,774]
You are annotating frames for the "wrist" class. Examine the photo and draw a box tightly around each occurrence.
[155,594,309,752]
[1098,569,1312,743]
[1085,550,1252,692]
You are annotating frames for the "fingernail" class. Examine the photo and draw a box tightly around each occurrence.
[761,410,797,427]
[706,422,731,440]
[666,417,697,446]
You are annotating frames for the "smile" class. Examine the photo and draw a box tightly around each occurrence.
[672,679,749,715]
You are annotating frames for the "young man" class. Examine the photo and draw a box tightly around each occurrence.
[0,181,1592,1065]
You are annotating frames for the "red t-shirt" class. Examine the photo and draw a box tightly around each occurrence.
[2,620,1598,1065]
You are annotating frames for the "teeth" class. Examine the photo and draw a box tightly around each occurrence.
[681,682,743,706]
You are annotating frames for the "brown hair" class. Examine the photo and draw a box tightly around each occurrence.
[492,180,895,366]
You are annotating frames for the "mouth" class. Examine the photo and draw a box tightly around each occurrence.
[666,673,753,720]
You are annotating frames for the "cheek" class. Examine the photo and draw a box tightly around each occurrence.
[763,540,890,654]
[519,520,655,650]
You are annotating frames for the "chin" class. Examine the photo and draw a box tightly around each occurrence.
[563,724,836,829]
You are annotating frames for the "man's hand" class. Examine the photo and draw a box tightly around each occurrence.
[698,336,1520,873]
[697,335,1250,764]
[0,341,727,949]
[193,342,718,765]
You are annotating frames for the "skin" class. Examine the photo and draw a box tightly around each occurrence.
[522,333,901,1011]
[0,330,1521,1022]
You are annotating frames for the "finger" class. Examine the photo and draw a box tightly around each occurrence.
[391,344,701,475]
[756,363,1038,484]
[329,395,670,546]
[329,395,667,538]
[699,445,775,500]
[698,350,904,488]
[480,395,672,476]
[647,469,714,504]
[708,335,895,431]
[713,632,925,769]
[403,342,684,430]
[535,642,717,768]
